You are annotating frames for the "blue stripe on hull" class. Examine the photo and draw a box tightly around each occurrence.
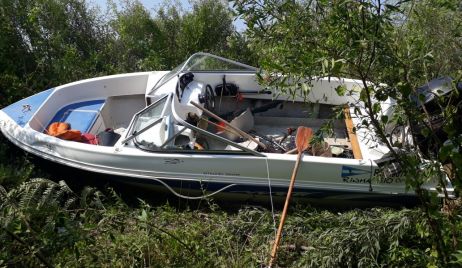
[112,175,418,203]
[2,89,54,127]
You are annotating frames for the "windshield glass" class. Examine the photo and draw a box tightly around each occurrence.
[130,97,168,147]
[150,52,257,94]
[183,53,257,72]
[153,61,185,92]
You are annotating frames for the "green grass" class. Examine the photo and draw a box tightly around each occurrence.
[0,138,461,267]
[0,136,34,187]
[2,177,459,267]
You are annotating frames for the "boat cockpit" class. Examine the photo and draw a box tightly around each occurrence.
[120,53,357,158]
[29,53,363,159]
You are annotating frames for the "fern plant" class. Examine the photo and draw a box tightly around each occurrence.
[0,178,105,267]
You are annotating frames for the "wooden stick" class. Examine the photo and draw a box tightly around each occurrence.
[343,106,363,159]
[190,101,267,149]
[268,127,312,267]
[203,118,242,138]
[284,147,298,154]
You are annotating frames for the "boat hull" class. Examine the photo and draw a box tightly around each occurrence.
[0,69,426,202]
[1,109,417,201]
[22,145,418,207]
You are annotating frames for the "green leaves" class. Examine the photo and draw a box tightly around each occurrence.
[234,2,462,265]
[153,0,240,69]
[301,82,311,95]
[0,181,443,268]
[0,0,244,103]
[335,85,347,96]
[381,115,389,124]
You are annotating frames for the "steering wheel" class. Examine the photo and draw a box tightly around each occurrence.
[204,85,215,111]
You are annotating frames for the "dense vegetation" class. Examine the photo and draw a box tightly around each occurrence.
[0,0,256,108]
[1,0,461,267]
[0,178,456,267]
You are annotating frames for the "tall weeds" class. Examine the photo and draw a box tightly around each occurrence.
[1,179,458,267]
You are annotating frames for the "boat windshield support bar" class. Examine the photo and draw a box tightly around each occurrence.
[120,117,163,145]
[181,120,265,157]
[160,126,187,149]
[190,52,257,71]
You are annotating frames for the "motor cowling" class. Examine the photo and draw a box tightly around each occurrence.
[410,77,462,156]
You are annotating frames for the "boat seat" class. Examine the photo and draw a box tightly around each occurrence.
[47,100,105,133]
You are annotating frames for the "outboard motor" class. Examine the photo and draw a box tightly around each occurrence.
[410,77,462,156]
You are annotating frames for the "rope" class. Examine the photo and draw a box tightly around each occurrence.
[265,156,277,234]
[369,159,374,192]
[150,177,237,200]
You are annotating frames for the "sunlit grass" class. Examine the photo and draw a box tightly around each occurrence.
[1,177,458,267]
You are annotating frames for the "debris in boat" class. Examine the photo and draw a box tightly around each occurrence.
[220,100,283,121]
[214,121,226,132]
[279,127,295,146]
[47,122,69,135]
[173,134,205,150]
[194,136,209,150]
[311,141,332,157]
[197,116,209,130]
[113,127,126,135]
[226,139,259,151]
[190,101,267,149]
[330,145,345,156]
[250,130,288,153]
[81,133,98,145]
[47,122,82,141]
[285,147,298,154]
[97,128,121,146]
[46,122,120,146]
[219,108,254,141]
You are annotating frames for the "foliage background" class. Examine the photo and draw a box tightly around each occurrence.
[0,0,256,108]
[1,0,462,267]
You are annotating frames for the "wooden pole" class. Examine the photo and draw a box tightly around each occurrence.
[190,101,267,149]
[268,127,312,267]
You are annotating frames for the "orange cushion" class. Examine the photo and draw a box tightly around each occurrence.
[47,122,82,141]
[56,130,82,142]
[48,122,70,136]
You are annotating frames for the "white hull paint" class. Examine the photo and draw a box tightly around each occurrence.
[1,115,385,194]
[1,53,449,200]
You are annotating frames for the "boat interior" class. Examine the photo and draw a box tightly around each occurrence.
[125,70,357,158]
[32,53,361,159]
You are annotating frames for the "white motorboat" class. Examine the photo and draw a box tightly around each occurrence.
[0,53,451,201]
